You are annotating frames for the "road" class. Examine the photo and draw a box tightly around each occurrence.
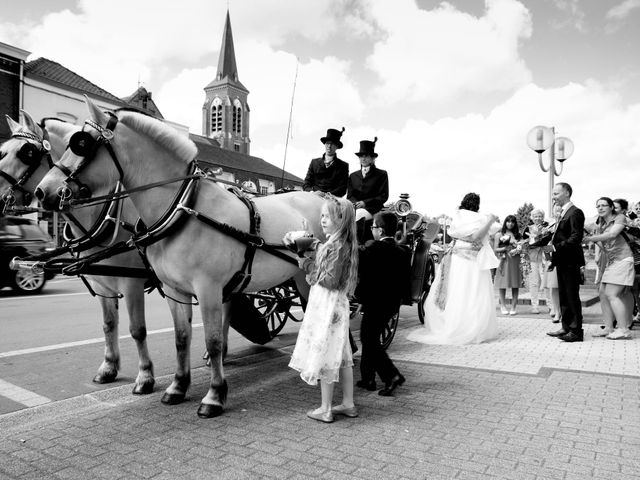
[0,277,305,415]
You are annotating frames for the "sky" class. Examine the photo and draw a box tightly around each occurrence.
[2,0,640,221]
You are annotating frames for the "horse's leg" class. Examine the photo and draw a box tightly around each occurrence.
[160,291,193,405]
[197,291,227,418]
[222,300,231,360]
[93,296,120,384]
[122,282,155,395]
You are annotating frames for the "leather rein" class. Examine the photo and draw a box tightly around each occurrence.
[53,114,298,302]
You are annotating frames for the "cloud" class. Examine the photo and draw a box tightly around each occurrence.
[606,0,640,20]
[364,0,533,103]
[550,0,588,32]
[605,0,640,32]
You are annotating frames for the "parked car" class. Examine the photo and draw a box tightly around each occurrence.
[0,216,56,294]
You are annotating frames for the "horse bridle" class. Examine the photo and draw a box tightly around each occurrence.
[54,113,124,205]
[0,130,53,212]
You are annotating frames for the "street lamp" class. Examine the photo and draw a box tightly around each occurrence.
[526,126,574,216]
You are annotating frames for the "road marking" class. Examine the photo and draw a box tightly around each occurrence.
[0,378,51,407]
[0,323,205,359]
[1,291,89,301]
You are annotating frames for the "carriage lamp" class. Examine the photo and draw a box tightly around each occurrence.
[394,193,412,217]
[526,126,574,217]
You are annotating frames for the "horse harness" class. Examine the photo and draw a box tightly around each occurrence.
[54,113,299,303]
[0,130,53,210]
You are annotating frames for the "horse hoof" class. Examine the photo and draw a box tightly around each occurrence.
[161,392,185,405]
[197,403,224,418]
[93,372,117,384]
[132,382,154,395]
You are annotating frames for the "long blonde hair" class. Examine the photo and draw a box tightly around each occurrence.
[316,195,359,295]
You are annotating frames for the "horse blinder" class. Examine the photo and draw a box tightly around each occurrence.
[16,142,44,166]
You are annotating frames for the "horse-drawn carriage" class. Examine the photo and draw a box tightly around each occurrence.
[1,100,438,417]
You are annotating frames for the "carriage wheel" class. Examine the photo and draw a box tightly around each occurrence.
[381,311,400,350]
[417,254,436,324]
[253,279,304,339]
[350,302,398,351]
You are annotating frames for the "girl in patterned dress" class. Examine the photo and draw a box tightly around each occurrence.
[285,195,359,423]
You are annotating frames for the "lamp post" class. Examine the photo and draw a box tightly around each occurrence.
[526,126,574,216]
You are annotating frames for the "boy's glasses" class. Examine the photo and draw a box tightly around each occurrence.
[371,225,383,230]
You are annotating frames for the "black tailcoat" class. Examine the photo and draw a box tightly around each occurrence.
[302,155,349,197]
[347,165,389,215]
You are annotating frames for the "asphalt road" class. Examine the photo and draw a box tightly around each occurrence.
[0,277,305,416]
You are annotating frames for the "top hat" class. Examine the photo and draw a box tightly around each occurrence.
[320,127,345,149]
[355,137,378,158]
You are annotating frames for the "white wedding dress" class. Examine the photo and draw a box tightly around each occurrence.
[408,209,499,345]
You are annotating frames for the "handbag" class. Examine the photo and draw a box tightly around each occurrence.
[620,230,640,274]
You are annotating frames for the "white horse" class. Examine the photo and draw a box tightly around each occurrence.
[35,97,325,418]
[0,111,187,395]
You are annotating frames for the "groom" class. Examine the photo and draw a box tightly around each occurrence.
[545,182,585,342]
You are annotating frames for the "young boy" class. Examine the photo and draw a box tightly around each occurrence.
[356,211,409,396]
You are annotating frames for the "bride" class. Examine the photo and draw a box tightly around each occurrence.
[408,193,500,345]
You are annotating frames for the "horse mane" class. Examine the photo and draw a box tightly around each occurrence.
[42,117,77,144]
[117,111,198,164]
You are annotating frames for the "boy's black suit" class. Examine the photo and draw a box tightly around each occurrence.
[552,204,585,336]
[356,237,410,385]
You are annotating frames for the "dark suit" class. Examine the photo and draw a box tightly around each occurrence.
[302,156,349,197]
[552,204,585,335]
[347,165,389,215]
[356,237,410,384]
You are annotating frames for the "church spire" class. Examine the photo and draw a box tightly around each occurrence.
[217,10,239,83]
[202,9,250,153]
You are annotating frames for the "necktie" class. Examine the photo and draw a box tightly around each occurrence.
[362,166,370,177]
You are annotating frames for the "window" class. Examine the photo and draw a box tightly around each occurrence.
[232,99,243,134]
[261,186,268,195]
[234,144,240,152]
[210,98,222,134]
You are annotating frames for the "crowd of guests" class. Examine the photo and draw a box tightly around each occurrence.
[493,195,640,340]
[285,128,638,422]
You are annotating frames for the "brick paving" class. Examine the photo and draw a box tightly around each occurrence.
[1,306,639,479]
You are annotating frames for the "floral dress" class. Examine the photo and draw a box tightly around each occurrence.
[289,237,353,385]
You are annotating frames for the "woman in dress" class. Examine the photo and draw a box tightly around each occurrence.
[584,197,635,339]
[407,193,499,345]
[494,215,523,315]
[286,195,360,422]
[546,204,563,323]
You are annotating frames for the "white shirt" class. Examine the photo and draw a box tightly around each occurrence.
[361,166,370,177]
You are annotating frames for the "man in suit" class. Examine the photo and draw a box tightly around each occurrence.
[356,211,409,396]
[348,137,389,242]
[302,127,349,197]
[545,182,585,342]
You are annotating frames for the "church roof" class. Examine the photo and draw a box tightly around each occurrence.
[121,86,165,119]
[204,10,248,93]
[25,57,126,105]
[190,133,302,183]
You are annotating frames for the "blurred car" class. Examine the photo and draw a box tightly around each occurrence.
[0,216,56,294]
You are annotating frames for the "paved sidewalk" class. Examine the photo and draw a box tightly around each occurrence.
[1,306,639,479]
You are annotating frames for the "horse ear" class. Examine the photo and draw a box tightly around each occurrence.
[5,115,21,134]
[19,110,43,139]
[84,94,108,125]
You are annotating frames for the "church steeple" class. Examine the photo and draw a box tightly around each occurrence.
[216,11,239,84]
[202,10,250,153]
